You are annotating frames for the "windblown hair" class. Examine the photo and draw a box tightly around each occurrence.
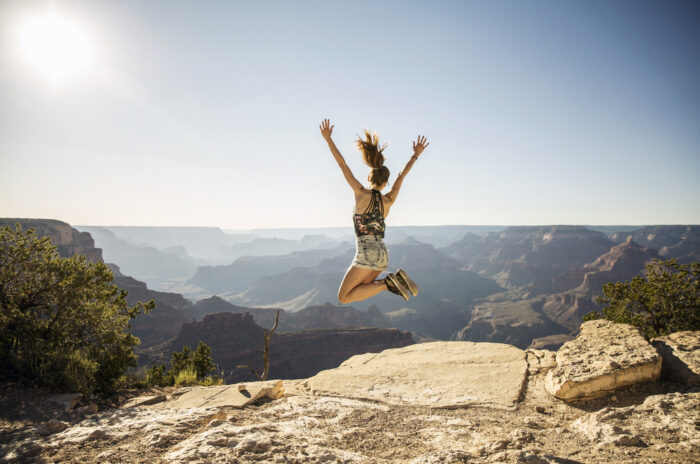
[355,129,390,187]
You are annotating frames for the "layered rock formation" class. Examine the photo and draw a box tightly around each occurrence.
[611,225,700,263]
[440,225,615,287]
[453,297,569,349]
[539,238,659,331]
[0,218,103,263]
[545,320,662,401]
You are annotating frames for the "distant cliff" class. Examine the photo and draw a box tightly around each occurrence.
[0,218,103,263]
[138,311,414,383]
[441,225,615,287]
[192,296,389,331]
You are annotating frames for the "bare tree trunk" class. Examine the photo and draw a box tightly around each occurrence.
[237,309,280,381]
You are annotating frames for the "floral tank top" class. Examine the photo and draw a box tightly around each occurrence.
[353,189,385,238]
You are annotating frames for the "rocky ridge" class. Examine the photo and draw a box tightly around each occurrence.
[0,218,103,263]
[1,323,698,463]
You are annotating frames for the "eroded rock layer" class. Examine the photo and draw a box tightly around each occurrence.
[545,320,662,400]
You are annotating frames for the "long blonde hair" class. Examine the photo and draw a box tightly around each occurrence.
[355,129,390,187]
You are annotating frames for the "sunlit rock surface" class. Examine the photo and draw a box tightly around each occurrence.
[545,320,662,401]
[1,337,698,464]
[307,341,528,409]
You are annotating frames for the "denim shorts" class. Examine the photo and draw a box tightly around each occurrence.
[351,234,389,271]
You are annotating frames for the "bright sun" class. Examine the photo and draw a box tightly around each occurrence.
[20,13,92,83]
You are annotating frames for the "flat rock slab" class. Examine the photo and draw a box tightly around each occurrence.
[151,380,284,410]
[306,341,528,409]
[545,320,662,401]
[652,330,700,385]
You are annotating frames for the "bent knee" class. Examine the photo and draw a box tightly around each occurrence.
[337,290,352,305]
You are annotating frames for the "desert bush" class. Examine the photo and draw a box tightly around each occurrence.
[137,342,219,388]
[584,258,699,339]
[174,367,198,386]
[169,341,216,380]
[0,224,155,396]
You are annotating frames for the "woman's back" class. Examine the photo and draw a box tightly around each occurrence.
[353,188,394,217]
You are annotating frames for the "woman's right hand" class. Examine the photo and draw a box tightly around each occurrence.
[320,119,334,140]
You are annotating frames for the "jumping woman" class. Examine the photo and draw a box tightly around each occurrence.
[319,118,429,303]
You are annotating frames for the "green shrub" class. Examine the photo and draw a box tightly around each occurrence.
[199,375,224,386]
[0,224,155,396]
[167,341,216,381]
[174,367,198,386]
[136,343,219,388]
[585,258,699,339]
[146,363,169,387]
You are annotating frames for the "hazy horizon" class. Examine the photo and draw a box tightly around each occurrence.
[2,0,699,228]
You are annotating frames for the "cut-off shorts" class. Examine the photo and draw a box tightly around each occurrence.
[351,234,388,271]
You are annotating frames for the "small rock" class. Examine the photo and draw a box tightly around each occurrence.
[38,419,69,435]
[208,419,223,427]
[525,419,543,429]
[510,429,534,445]
[209,437,232,447]
[198,410,227,426]
[612,434,646,447]
[87,429,111,440]
[535,405,547,414]
[76,403,98,414]
[478,439,509,455]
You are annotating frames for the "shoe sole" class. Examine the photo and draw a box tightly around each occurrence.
[397,269,418,296]
[386,273,410,301]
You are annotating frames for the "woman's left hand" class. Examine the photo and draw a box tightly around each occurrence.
[413,135,429,157]
[320,119,334,140]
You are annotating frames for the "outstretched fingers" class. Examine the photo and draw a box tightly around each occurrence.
[320,118,334,138]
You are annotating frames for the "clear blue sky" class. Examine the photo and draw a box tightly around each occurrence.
[1,0,699,228]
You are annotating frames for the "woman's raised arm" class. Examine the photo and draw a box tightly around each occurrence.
[320,119,363,193]
[385,135,429,203]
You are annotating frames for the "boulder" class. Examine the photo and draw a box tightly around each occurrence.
[545,320,662,401]
[307,341,528,409]
[160,380,284,409]
[651,331,700,385]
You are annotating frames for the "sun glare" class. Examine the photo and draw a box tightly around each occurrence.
[20,13,92,83]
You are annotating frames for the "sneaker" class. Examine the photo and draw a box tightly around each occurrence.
[385,273,410,301]
[396,269,418,296]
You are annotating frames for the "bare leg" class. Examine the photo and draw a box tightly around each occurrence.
[337,267,386,304]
